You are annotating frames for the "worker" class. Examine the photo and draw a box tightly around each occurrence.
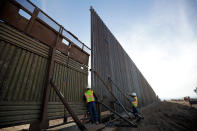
[130,92,139,118]
[84,86,99,124]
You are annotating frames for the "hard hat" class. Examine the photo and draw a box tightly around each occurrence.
[87,86,91,89]
[131,92,136,96]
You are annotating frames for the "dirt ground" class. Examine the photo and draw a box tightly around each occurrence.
[1,101,197,131]
[0,119,64,131]
[112,101,197,131]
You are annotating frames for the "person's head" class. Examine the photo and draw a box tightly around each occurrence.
[87,85,91,90]
[130,92,136,97]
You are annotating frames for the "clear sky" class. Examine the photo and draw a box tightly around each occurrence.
[30,0,197,99]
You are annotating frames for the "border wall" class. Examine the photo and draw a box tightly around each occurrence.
[91,8,157,112]
[0,0,90,128]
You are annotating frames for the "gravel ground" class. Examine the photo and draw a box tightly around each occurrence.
[113,101,197,131]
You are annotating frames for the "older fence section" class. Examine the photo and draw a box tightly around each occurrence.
[0,0,90,129]
[91,8,157,112]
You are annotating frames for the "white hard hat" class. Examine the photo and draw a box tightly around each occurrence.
[131,92,136,96]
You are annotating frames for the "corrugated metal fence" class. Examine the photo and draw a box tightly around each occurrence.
[0,0,90,128]
[91,8,157,112]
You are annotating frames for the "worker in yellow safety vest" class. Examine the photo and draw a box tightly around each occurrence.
[84,86,99,124]
[130,92,139,118]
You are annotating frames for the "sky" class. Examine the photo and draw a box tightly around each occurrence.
[30,0,197,99]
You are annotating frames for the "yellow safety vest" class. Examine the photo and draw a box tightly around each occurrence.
[131,96,138,107]
[84,90,95,103]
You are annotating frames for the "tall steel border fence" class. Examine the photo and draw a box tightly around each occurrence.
[91,8,157,112]
[0,0,90,128]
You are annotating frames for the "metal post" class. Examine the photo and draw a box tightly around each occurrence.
[25,7,39,33]
[30,26,63,130]
[50,80,87,131]
[91,70,133,119]
[96,101,102,123]
[0,0,6,13]
[97,101,137,127]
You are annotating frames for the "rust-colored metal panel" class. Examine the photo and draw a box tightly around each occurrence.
[0,0,90,128]
[29,20,57,47]
[69,44,89,65]
[0,1,29,32]
[0,0,90,65]
[56,37,69,55]
[91,8,157,112]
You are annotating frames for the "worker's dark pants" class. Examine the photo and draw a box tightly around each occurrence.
[88,101,98,123]
[132,106,139,117]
